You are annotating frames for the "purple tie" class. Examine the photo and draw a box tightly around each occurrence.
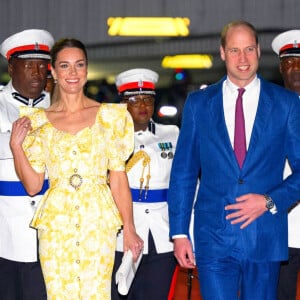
[234,88,246,168]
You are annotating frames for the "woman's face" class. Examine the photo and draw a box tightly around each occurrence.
[51,47,88,94]
[123,95,155,131]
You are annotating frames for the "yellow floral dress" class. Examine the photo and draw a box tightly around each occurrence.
[20,104,134,300]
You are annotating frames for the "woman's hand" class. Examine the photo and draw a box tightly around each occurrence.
[109,170,144,261]
[123,225,144,262]
[10,117,32,150]
[9,116,44,196]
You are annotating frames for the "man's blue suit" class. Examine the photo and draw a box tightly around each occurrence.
[168,76,300,298]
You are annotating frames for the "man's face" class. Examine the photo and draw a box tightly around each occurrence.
[280,56,300,95]
[8,58,49,99]
[220,25,260,87]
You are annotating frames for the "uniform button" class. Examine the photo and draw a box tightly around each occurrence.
[76,241,80,246]
[73,150,77,155]
[145,209,149,214]
[77,276,80,281]
[76,259,80,264]
[238,179,244,184]
[31,201,36,206]
[75,205,79,210]
[75,224,80,228]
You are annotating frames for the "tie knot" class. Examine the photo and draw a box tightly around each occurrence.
[238,88,245,97]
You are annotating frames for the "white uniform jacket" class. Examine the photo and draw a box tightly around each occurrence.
[116,121,179,254]
[0,80,50,262]
[284,133,300,248]
[282,95,300,249]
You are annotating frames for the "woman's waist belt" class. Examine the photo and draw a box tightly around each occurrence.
[0,179,49,196]
[51,175,107,190]
[130,188,168,203]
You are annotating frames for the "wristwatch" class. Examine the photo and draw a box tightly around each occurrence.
[264,194,277,215]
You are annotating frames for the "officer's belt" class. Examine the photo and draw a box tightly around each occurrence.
[131,188,168,203]
[0,180,49,196]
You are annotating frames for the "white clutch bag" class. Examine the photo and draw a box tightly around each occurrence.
[115,250,143,295]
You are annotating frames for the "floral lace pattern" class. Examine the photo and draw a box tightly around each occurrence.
[20,104,134,299]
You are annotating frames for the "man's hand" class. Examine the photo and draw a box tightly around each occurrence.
[225,193,267,229]
[173,237,195,269]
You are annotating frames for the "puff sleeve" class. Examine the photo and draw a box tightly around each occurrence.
[98,103,134,171]
[19,107,47,173]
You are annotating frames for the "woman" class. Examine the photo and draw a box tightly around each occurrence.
[111,68,179,300]
[10,38,143,299]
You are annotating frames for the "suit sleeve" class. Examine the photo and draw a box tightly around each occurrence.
[168,93,201,237]
[269,93,300,212]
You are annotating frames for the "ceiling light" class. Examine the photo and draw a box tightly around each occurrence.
[162,54,213,69]
[107,17,190,37]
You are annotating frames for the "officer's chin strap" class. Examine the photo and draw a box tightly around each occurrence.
[148,120,155,135]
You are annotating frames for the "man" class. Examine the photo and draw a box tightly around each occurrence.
[272,29,300,300]
[168,20,300,300]
[0,29,54,299]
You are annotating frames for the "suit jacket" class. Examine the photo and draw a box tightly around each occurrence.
[168,76,300,262]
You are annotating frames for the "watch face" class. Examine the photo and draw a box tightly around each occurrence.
[266,197,274,209]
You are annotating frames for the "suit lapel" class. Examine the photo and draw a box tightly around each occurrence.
[209,77,274,171]
[208,81,239,168]
[244,79,273,167]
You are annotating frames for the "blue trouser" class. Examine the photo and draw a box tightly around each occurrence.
[196,255,280,300]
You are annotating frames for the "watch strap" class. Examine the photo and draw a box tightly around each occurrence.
[264,194,278,215]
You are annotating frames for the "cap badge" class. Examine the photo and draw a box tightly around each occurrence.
[138,80,143,88]
[34,42,40,50]
[293,40,299,48]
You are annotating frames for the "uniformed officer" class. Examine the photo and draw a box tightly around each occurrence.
[111,68,179,300]
[272,29,300,300]
[0,29,54,300]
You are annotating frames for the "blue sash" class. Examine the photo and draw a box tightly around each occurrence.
[0,179,49,196]
[130,188,168,203]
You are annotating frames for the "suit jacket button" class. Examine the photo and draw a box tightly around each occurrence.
[238,179,244,184]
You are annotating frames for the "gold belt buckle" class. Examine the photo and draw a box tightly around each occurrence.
[69,174,83,190]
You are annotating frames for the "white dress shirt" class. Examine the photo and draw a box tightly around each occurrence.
[223,76,260,149]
